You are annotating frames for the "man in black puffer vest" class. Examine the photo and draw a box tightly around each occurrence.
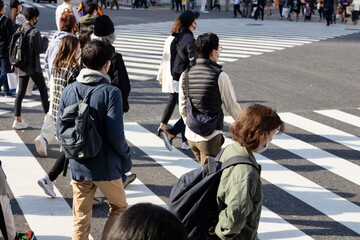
[179,32,242,165]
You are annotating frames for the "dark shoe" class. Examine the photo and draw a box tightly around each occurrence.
[123,173,137,188]
[15,231,34,240]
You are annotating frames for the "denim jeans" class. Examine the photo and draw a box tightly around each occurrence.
[0,53,11,93]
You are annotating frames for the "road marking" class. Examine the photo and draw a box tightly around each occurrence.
[0,130,80,239]
[315,109,360,128]
[279,112,360,152]
[223,116,360,186]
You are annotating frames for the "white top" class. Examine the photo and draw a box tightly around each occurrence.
[156,35,175,93]
[55,2,80,31]
[179,70,242,142]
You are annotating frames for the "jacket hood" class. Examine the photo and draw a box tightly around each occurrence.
[76,68,111,84]
[52,31,72,41]
[79,15,96,25]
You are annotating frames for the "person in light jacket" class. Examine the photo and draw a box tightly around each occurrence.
[214,104,285,239]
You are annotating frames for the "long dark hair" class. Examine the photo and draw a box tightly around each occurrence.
[53,35,79,70]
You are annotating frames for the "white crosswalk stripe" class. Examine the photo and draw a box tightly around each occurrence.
[1,107,360,239]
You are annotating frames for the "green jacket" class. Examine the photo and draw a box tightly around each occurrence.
[215,142,262,240]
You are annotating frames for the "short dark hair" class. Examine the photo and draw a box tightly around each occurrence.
[105,203,188,240]
[81,40,113,70]
[24,7,40,20]
[195,32,219,58]
[230,104,285,151]
[85,2,97,15]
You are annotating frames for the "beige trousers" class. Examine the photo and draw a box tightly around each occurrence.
[71,178,127,240]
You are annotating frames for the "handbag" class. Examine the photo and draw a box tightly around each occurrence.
[345,6,351,16]
[7,72,18,91]
[282,6,290,16]
[251,7,258,17]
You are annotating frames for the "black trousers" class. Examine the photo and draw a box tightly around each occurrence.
[15,72,49,117]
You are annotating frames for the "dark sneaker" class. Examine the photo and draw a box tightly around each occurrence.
[123,173,137,188]
[15,231,34,240]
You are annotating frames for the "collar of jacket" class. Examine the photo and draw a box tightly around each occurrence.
[195,58,223,69]
[76,68,111,84]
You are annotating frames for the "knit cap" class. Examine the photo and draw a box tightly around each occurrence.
[94,15,114,37]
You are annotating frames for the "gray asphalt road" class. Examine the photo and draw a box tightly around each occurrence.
[1,5,360,240]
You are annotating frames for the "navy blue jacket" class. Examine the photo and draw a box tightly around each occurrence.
[56,69,131,181]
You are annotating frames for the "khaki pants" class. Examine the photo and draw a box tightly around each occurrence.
[71,179,127,240]
[188,133,224,165]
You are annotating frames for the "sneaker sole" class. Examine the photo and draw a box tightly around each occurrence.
[34,139,47,157]
[160,132,173,151]
[37,180,56,198]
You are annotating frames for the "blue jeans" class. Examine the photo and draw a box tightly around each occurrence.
[0,53,11,93]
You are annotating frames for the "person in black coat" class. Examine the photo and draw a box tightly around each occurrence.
[0,0,14,97]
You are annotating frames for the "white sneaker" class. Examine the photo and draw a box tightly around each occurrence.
[37,175,56,198]
[34,135,48,157]
[181,141,190,150]
[12,120,28,130]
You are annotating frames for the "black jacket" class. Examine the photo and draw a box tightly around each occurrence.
[170,29,197,81]
[0,14,13,58]
[108,48,131,113]
[18,23,49,76]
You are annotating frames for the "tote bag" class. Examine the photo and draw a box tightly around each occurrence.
[282,6,290,16]
[7,73,18,92]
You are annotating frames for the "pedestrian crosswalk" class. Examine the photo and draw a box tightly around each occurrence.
[1,107,359,239]
[36,19,360,82]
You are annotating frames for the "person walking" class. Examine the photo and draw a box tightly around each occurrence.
[214,104,284,239]
[0,0,14,98]
[234,0,243,17]
[37,35,80,199]
[351,0,360,24]
[55,0,80,31]
[12,7,49,130]
[324,0,334,25]
[34,13,77,156]
[90,15,136,185]
[78,3,98,34]
[156,15,192,151]
[158,11,199,151]
[56,40,132,240]
[179,32,242,165]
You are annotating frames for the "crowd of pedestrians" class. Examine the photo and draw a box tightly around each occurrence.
[0,0,294,237]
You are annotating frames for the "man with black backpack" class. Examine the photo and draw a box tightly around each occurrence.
[0,0,14,97]
[56,40,132,240]
[10,7,49,130]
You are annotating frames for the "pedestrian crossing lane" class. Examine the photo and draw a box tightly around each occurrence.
[1,107,360,239]
[37,20,360,82]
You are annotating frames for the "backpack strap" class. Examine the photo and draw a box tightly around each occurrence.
[218,148,261,174]
[71,82,108,104]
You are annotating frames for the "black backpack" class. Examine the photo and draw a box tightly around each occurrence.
[9,26,34,69]
[58,83,106,160]
[168,151,261,240]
